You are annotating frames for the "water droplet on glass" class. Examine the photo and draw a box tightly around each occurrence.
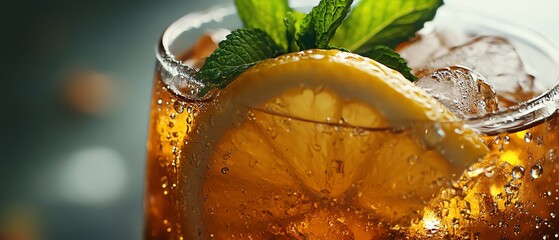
[267,127,278,139]
[536,136,543,146]
[408,155,418,165]
[514,225,521,235]
[524,132,532,143]
[157,99,163,105]
[493,136,501,145]
[505,183,518,195]
[161,176,168,189]
[546,149,557,162]
[248,111,256,120]
[484,166,495,178]
[220,167,229,174]
[551,211,556,218]
[511,166,525,179]
[503,135,511,144]
[530,164,543,179]
[173,101,185,113]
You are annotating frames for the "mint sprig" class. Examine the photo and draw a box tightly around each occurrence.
[234,0,292,50]
[195,0,444,95]
[331,0,444,51]
[361,46,417,81]
[284,11,305,52]
[196,29,284,95]
[296,0,354,49]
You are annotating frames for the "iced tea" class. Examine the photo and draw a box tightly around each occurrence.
[144,4,559,240]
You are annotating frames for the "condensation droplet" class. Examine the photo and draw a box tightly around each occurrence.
[157,99,163,105]
[493,136,501,145]
[524,132,532,143]
[408,155,418,166]
[514,225,521,235]
[503,135,510,144]
[505,183,518,195]
[484,166,495,178]
[267,127,278,139]
[546,149,557,162]
[220,167,229,174]
[530,164,543,179]
[161,176,168,189]
[173,101,185,113]
[511,166,525,179]
[248,111,256,120]
[536,136,543,146]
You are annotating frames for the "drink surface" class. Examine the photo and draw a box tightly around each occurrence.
[144,7,559,239]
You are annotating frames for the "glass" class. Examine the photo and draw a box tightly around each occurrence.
[144,3,559,239]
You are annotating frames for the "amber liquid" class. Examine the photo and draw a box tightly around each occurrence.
[144,67,559,239]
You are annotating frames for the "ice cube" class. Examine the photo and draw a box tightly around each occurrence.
[396,28,469,69]
[415,66,499,118]
[416,36,539,105]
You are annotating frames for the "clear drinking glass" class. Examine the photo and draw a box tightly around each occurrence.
[144,2,559,239]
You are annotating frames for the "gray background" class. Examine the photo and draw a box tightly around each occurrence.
[1,0,558,239]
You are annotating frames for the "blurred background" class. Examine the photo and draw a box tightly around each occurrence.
[1,0,558,239]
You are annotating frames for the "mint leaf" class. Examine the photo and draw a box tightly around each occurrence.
[361,46,417,81]
[235,0,291,50]
[197,29,285,95]
[326,45,350,52]
[295,12,316,50]
[332,0,444,52]
[284,11,306,52]
[296,0,354,50]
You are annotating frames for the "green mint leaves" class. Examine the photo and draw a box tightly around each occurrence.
[196,0,444,95]
[234,0,292,49]
[295,0,354,49]
[362,46,417,81]
[196,29,284,95]
[332,0,444,52]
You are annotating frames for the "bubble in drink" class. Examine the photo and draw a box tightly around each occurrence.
[414,66,499,118]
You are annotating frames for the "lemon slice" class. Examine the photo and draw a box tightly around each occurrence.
[181,49,488,238]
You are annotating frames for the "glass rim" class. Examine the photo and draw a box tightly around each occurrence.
[155,3,559,135]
